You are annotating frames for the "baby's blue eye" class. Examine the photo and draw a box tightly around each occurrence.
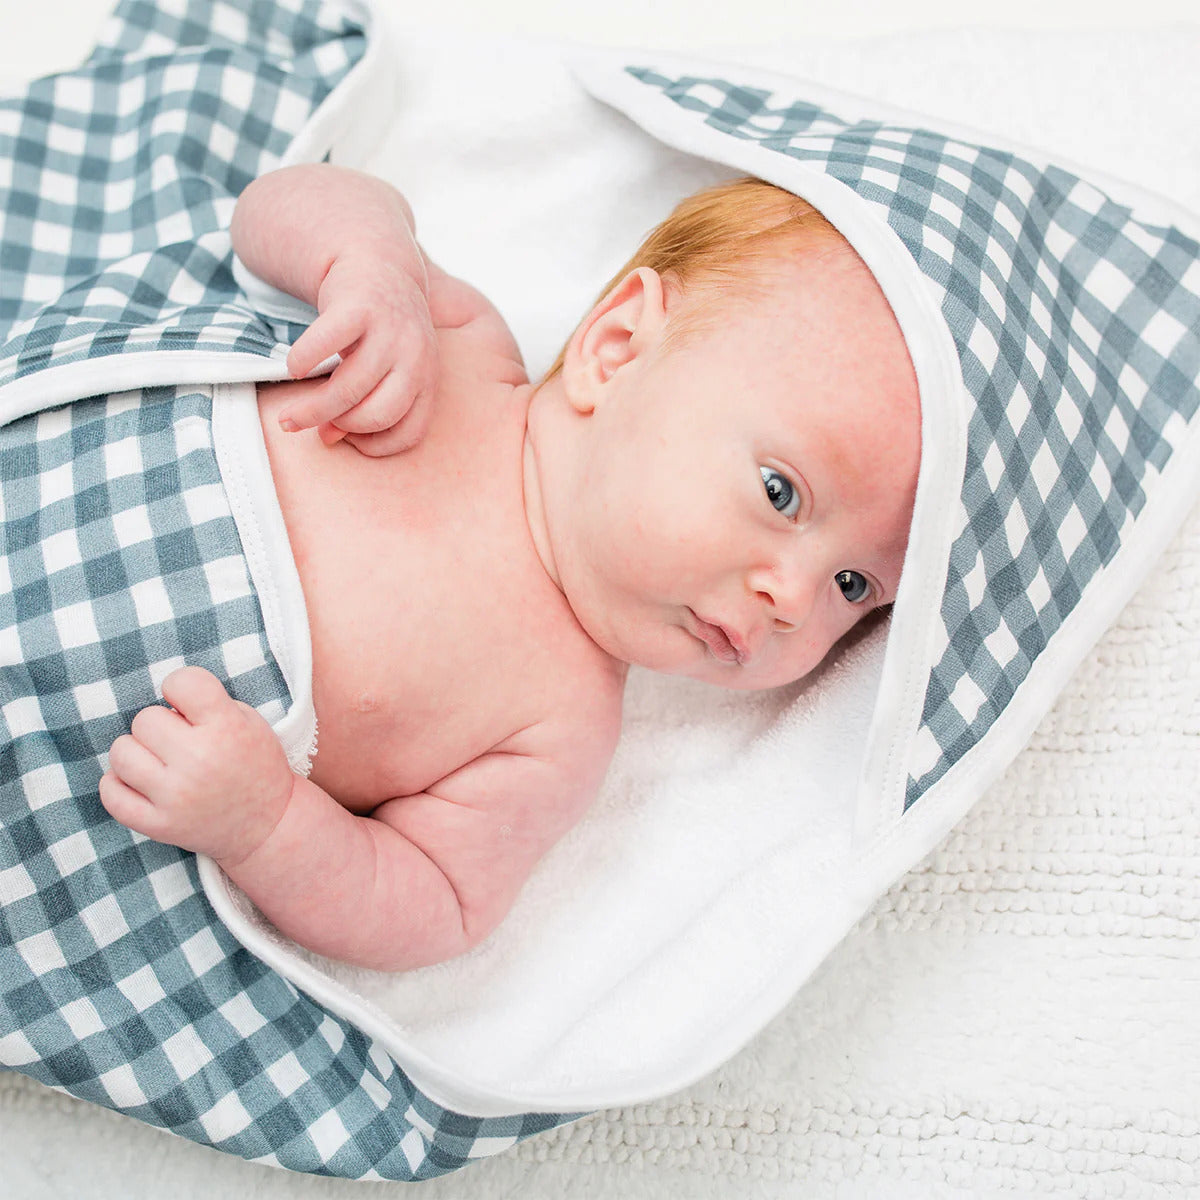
[760,467,801,519]
[835,570,871,604]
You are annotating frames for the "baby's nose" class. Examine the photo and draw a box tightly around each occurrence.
[749,559,819,631]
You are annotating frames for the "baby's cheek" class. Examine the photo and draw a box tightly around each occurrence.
[808,611,865,672]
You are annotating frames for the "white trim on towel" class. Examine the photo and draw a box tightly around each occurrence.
[209,381,317,775]
[0,350,291,431]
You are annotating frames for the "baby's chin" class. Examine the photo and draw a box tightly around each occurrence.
[666,638,838,692]
[654,647,804,692]
[600,620,810,691]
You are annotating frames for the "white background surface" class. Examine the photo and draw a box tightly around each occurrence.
[1,0,1199,81]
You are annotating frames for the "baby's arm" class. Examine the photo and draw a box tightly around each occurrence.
[231,163,438,456]
[101,668,615,969]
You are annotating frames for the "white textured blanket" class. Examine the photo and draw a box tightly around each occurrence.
[5,21,1200,1200]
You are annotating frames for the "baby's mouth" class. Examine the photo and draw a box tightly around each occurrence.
[685,609,743,665]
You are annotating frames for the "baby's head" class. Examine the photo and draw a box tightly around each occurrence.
[524,177,921,690]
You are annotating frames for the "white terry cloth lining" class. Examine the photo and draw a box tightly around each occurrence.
[190,21,1200,1120]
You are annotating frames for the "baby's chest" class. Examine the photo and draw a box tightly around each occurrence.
[305,526,597,811]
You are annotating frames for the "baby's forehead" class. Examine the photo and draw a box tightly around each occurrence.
[707,250,920,464]
[690,243,891,346]
[769,249,908,368]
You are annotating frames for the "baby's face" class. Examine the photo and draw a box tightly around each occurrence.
[553,252,921,690]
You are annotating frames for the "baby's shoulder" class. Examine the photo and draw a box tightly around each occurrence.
[425,257,523,371]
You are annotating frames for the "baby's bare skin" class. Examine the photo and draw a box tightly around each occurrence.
[256,319,623,814]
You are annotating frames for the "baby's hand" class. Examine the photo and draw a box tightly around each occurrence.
[100,667,295,867]
[279,253,439,457]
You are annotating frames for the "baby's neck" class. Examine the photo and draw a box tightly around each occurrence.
[520,388,566,600]
[521,379,630,685]
[520,377,573,593]
[521,421,562,593]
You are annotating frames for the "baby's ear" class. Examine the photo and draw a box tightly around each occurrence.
[562,267,667,413]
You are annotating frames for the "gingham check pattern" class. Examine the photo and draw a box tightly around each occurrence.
[0,0,352,383]
[0,0,575,1180]
[625,68,1200,808]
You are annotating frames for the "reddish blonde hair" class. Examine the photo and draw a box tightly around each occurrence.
[544,176,854,380]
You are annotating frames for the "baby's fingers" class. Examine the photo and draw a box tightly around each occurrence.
[275,345,387,433]
[160,666,235,725]
[99,768,162,839]
[286,308,365,380]
[327,333,438,438]
[342,385,435,457]
[107,733,165,800]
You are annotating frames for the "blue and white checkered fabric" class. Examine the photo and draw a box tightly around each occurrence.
[0,0,343,389]
[0,0,575,1180]
[621,68,1200,809]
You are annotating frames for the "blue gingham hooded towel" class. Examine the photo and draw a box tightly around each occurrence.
[2,0,1200,1184]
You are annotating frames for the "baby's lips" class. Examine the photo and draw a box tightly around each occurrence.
[686,608,744,665]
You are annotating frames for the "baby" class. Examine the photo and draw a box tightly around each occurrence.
[99,165,921,970]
